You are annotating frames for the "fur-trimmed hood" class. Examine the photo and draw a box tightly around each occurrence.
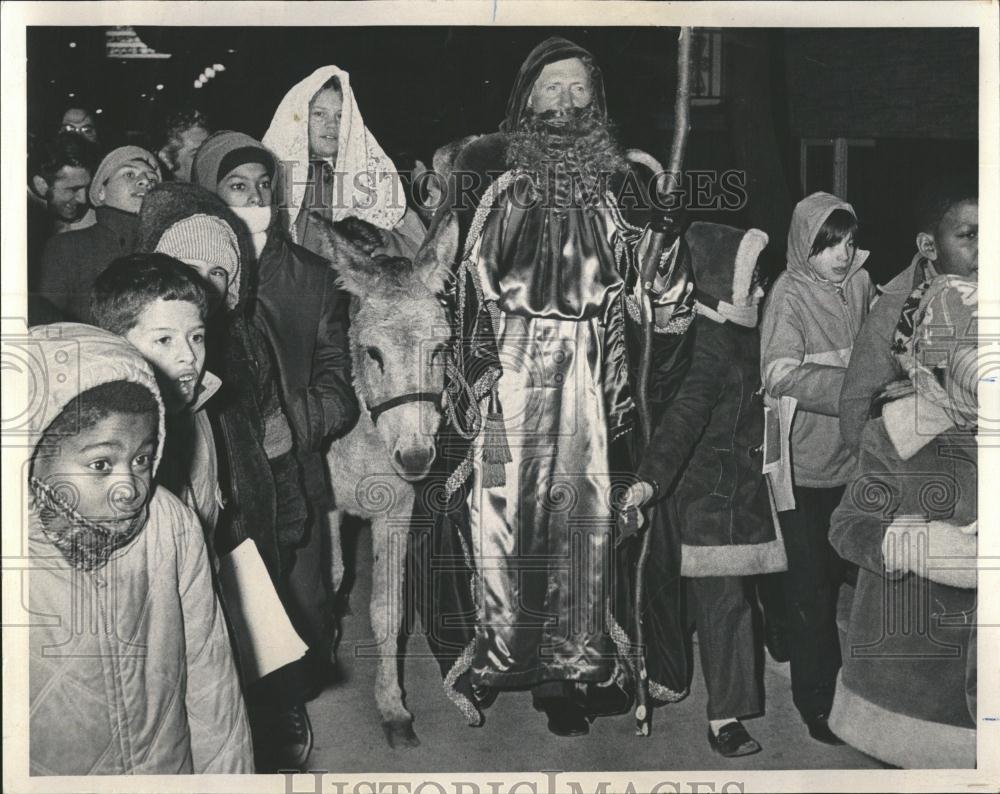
[136,181,258,313]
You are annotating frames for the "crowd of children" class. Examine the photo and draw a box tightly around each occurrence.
[22,66,979,775]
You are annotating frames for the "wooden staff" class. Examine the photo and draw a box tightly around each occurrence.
[632,25,693,737]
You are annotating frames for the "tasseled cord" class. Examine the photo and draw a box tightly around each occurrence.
[481,387,512,488]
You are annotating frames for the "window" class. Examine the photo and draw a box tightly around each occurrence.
[799,137,875,199]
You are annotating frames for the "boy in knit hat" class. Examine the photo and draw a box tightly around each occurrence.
[134,181,315,771]
[37,145,161,322]
[192,130,358,676]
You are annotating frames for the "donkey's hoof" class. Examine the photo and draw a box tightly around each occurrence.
[382,719,420,748]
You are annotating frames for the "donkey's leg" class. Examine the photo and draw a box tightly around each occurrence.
[371,488,419,748]
[327,506,349,667]
[329,507,346,596]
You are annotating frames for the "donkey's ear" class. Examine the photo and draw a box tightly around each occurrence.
[416,212,460,294]
[308,211,375,296]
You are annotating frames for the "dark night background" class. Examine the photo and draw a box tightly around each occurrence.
[27,26,978,283]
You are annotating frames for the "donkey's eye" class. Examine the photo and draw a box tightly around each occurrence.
[366,346,384,372]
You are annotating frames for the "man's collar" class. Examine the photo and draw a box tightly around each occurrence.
[95,205,138,233]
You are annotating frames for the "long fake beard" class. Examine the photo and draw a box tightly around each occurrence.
[505,105,628,209]
[30,476,147,572]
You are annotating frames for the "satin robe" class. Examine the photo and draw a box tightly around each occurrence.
[468,177,633,688]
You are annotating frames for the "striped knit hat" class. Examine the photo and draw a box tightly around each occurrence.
[154,213,241,309]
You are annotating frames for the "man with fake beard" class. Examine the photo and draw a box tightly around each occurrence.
[415,37,695,737]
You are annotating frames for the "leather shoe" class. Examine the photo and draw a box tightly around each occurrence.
[583,681,632,719]
[805,714,844,746]
[535,697,590,737]
[707,721,762,758]
[270,703,314,771]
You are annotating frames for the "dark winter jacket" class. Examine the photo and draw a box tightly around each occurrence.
[254,222,359,499]
[828,418,976,768]
[639,316,785,576]
[137,182,303,577]
[36,206,138,323]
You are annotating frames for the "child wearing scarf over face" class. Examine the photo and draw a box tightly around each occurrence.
[828,275,978,768]
[191,130,358,677]
[26,323,252,775]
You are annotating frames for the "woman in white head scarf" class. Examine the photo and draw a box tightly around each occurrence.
[262,65,426,259]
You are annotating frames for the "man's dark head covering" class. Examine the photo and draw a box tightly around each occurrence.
[501,37,608,132]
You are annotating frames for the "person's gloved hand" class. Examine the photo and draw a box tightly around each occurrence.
[618,480,656,536]
[882,517,977,588]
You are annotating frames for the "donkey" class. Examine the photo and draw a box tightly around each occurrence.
[312,213,459,748]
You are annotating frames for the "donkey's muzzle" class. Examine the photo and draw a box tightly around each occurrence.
[393,446,437,481]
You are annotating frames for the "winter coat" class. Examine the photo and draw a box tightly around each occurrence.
[26,324,252,775]
[828,418,976,768]
[254,222,359,497]
[136,182,299,576]
[157,371,224,543]
[839,254,938,456]
[639,315,785,576]
[36,206,138,323]
[760,193,874,487]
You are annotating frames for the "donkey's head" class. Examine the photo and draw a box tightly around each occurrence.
[313,214,459,482]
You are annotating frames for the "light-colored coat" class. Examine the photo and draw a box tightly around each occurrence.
[760,193,874,487]
[26,324,252,775]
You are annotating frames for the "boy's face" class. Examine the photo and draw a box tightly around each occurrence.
[34,412,157,528]
[125,298,206,410]
[218,162,273,208]
[97,159,160,215]
[920,199,978,279]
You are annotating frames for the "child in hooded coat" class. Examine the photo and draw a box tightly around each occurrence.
[828,275,977,768]
[26,323,252,775]
[759,191,875,743]
[628,222,784,757]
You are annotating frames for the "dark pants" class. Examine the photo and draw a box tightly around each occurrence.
[688,576,761,721]
[777,484,847,720]
[283,452,334,679]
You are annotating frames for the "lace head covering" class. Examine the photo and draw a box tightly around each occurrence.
[262,65,405,239]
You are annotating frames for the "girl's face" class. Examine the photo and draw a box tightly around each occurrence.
[808,234,856,283]
[218,162,273,208]
[308,88,343,160]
